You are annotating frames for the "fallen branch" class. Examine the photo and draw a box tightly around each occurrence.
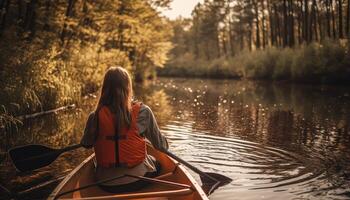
[17,104,76,120]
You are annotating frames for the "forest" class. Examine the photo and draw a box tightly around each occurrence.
[160,0,350,82]
[0,0,172,129]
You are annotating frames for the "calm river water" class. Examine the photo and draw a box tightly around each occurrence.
[1,77,350,200]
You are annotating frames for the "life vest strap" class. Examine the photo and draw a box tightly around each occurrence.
[105,135,127,140]
[99,162,129,168]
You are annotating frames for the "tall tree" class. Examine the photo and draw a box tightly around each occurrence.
[0,0,11,34]
[297,0,303,43]
[60,0,76,43]
[338,0,343,38]
[347,0,350,37]
[331,0,337,38]
[283,0,288,46]
[261,0,267,48]
[288,0,295,46]
[253,0,261,49]
[326,0,332,37]
[304,0,309,42]
[267,0,275,46]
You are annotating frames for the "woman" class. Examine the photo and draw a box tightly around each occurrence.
[80,66,168,193]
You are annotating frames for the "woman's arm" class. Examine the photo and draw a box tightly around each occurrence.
[80,112,98,148]
[137,104,169,152]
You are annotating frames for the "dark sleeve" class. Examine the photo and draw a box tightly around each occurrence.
[80,112,98,149]
[137,104,169,152]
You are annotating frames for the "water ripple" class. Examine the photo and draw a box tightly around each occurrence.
[161,121,340,199]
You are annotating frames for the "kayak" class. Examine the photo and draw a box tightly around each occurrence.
[48,145,208,200]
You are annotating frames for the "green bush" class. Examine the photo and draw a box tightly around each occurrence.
[162,40,350,84]
[0,35,135,115]
[291,40,350,82]
[159,53,241,78]
[0,40,80,115]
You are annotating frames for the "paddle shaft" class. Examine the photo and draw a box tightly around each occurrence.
[165,150,218,182]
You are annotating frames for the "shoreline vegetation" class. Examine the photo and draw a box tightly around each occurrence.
[0,0,172,133]
[160,0,350,84]
[159,40,350,83]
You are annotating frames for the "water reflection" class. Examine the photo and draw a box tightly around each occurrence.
[0,77,349,200]
[0,106,93,198]
[152,78,350,199]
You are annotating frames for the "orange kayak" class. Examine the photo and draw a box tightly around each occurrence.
[48,145,208,200]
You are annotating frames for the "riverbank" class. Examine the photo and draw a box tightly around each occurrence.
[0,1,172,134]
[159,40,350,84]
[0,41,99,133]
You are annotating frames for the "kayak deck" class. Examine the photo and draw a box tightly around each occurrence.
[49,146,208,200]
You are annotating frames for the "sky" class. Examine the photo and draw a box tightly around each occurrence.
[161,0,204,20]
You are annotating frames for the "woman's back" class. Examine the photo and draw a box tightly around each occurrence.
[80,66,168,191]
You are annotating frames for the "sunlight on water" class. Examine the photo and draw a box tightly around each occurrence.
[1,77,349,199]
[148,78,350,200]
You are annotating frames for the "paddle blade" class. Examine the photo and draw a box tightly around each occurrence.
[200,172,232,184]
[200,172,232,195]
[8,145,59,172]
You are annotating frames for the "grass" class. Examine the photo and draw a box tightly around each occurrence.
[0,34,132,135]
[0,105,23,137]
[158,53,241,78]
[160,40,350,84]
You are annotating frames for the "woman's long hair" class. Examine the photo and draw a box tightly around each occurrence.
[96,66,133,132]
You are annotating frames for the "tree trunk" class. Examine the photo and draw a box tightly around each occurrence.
[216,33,221,58]
[237,16,243,50]
[222,33,228,56]
[338,0,343,38]
[17,0,23,26]
[23,0,37,38]
[304,0,309,43]
[229,17,236,56]
[316,0,323,41]
[254,0,261,49]
[61,0,76,43]
[347,0,350,37]
[228,18,235,56]
[267,0,275,46]
[289,0,295,46]
[310,0,318,41]
[331,0,337,38]
[0,0,11,34]
[298,0,303,44]
[283,0,288,47]
[326,0,332,37]
[274,3,282,46]
[43,0,51,31]
[248,18,253,51]
[261,0,266,48]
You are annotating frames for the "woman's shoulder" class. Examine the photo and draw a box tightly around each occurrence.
[133,101,152,112]
[134,102,155,119]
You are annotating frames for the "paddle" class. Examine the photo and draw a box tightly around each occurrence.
[8,144,82,172]
[165,150,232,194]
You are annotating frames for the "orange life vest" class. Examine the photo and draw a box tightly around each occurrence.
[94,102,146,168]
